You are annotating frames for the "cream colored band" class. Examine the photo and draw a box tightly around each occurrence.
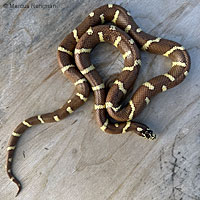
[58,46,73,56]
[163,46,185,57]
[87,27,93,35]
[105,101,114,109]
[73,29,79,43]
[22,120,32,127]
[53,115,60,122]
[61,65,75,73]
[38,115,45,123]
[114,36,121,47]
[164,73,175,81]
[122,59,141,71]
[81,64,95,75]
[123,66,135,71]
[76,93,87,102]
[172,61,186,67]
[98,32,104,42]
[142,37,161,51]
[100,119,109,132]
[92,83,105,91]
[115,123,119,127]
[108,4,113,8]
[110,25,116,30]
[94,104,106,110]
[125,25,131,33]
[74,48,92,54]
[129,100,135,120]
[66,107,73,114]
[145,97,150,104]
[7,146,16,151]
[89,12,94,17]
[114,80,127,94]
[105,102,121,112]
[129,39,134,44]
[136,28,142,33]
[137,127,143,132]
[100,14,105,24]
[123,50,131,59]
[74,78,87,86]
[184,71,189,76]
[112,10,119,24]
[12,132,21,137]
[162,85,167,92]
[143,82,155,90]
[122,121,131,133]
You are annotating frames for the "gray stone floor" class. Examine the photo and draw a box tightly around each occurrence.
[0,0,200,199]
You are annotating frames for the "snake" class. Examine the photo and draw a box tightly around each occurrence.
[6,4,190,197]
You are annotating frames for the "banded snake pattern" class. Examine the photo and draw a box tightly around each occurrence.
[6,4,190,196]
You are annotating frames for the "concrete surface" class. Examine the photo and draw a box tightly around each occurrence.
[0,0,200,199]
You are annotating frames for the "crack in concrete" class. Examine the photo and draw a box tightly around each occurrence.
[169,135,178,200]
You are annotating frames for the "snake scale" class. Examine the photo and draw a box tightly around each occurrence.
[6,4,190,196]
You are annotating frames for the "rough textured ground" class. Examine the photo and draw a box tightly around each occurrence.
[0,0,200,200]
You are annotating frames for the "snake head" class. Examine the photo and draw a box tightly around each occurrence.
[136,125,156,140]
[135,122,156,140]
[141,128,156,140]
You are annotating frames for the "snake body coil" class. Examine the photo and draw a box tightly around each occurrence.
[6,4,190,196]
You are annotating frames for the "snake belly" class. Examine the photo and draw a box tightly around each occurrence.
[6,4,190,197]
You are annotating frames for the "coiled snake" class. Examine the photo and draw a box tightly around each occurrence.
[6,4,190,196]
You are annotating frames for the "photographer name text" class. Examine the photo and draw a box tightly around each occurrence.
[3,3,57,9]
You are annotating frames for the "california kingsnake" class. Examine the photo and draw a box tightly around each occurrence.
[6,4,190,196]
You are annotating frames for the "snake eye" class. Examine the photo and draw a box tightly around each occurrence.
[141,129,156,140]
